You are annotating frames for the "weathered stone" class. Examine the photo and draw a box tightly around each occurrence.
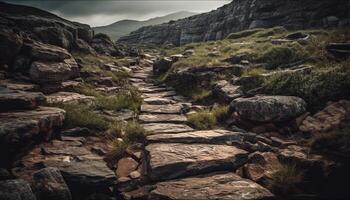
[29,59,79,84]
[116,157,139,178]
[0,107,65,164]
[46,92,94,104]
[326,42,350,58]
[0,179,36,200]
[143,123,194,134]
[146,143,248,181]
[243,152,279,183]
[299,100,350,134]
[150,173,274,200]
[43,159,116,194]
[138,86,168,93]
[0,89,46,111]
[213,80,243,102]
[33,167,72,200]
[147,129,245,144]
[141,104,182,114]
[28,41,71,62]
[139,114,187,123]
[0,79,39,91]
[0,29,23,65]
[153,57,172,75]
[230,96,307,122]
[141,91,176,98]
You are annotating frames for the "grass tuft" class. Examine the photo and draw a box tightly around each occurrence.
[187,105,229,130]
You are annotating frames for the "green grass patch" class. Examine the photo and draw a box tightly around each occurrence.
[187,105,229,129]
[257,42,308,69]
[53,103,109,130]
[226,28,265,39]
[242,68,267,77]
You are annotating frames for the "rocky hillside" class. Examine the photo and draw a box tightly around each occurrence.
[119,0,350,46]
[94,11,196,40]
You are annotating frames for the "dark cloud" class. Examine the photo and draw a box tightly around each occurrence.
[5,0,230,26]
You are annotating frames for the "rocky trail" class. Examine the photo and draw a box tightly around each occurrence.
[117,57,279,200]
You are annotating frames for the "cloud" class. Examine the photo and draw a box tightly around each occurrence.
[6,0,230,26]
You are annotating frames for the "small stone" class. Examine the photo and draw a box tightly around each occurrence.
[129,171,141,179]
[116,157,139,178]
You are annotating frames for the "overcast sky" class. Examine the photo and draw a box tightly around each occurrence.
[6,0,230,27]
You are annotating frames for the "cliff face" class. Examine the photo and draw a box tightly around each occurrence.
[118,0,350,46]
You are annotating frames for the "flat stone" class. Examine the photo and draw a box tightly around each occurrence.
[139,114,187,123]
[146,143,248,181]
[130,73,150,79]
[42,144,91,156]
[46,92,95,104]
[146,129,244,144]
[116,157,139,178]
[0,79,39,91]
[139,87,169,93]
[0,89,46,111]
[143,97,176,105]
[143,123,193,134]
[0,179,36,200]
[141,104,182,114]
[141,91,176,98]
[150,173,274,200]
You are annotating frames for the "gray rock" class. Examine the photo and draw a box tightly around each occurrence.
[139,114,187,123]
[27,41,71,62]
[0,179,36,200]
[33,167,72,200]
[0,29,23,65]
[213,80,243,102]
[230,96,307,122]
[146,143,248,181]
[141,104,183,114]
[150,172,274,200]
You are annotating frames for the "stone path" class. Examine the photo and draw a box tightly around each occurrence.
[124,62,275,199]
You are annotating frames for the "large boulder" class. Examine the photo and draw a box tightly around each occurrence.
[0,29,23,65]
[230,96,307,122]
[29,58,79,84]
[153,57,173,75]
[34,26,74,50]
[33,167,72,200]
[0,179,36,200]
[0,88,46,111]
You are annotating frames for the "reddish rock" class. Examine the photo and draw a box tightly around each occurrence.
[116,157,139,178]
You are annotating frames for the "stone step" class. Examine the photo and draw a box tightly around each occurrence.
[143,123,194,134]
[141,91,177,98]
[139,114,187,124]
[130,73,150,79]
[46,92,95,104]
[146,129,244,144]
[146,143,248,181]
[147,172,274,200]
[141,104,183,114]
[143,97,177,105]
[138,87,169,93]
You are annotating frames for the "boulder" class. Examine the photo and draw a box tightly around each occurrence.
[153,57,173,75]
[213,80,243,102]
[230,96,307,122]
[0,179,36,200]
[34,26,73,50]
[29,58,79,84]
[90,37,118,56]
[33,167,72,200]
[146,143,248,181]
[0,88,46,111]
[0,29,23,65]
[27,41,71,62]
[149,173,275,200]
[299,100,350,134]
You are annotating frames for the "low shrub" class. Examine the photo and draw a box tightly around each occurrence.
[263,61,350,110]
[211,105,229,122]
[258,43,308,69]
[123,121,146,143]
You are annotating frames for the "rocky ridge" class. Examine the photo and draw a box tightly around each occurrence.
[119,0,350,46]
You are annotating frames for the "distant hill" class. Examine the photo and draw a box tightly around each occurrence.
[93,11,197,41]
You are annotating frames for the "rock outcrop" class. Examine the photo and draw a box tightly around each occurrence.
[119,0,350,46]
